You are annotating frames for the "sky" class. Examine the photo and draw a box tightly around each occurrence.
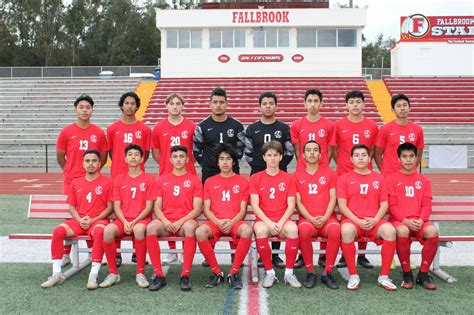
[333,0,474,42]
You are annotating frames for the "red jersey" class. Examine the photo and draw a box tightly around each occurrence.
[111,172,156,220]
[107,120,151,178]
[294,167,336,217]
[337,170,388,219]
[387,171,433,221]
[290,116,335,171]
[203,174,249,220]
[67,175,112,218]
[156,172,202,221]
[152,118,196,175]
[249,170,296,221]
[375,120,424,176]
[333,117,378,175]
[56,123,107,185]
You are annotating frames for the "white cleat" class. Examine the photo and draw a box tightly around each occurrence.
[262,272,279,288]
[162,253,179,265]
[377,276,397,291]
[41,273,65,288]
[86,273,99,290]
[284,274,302,288]
[99,274,120,288]
[347,275,360,291]
[136,273,150,288]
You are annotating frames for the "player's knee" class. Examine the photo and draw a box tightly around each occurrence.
[195,225,209,240]
[182,220,198,236]
[341,223,356,241]
[424,225,439,238]
[327,224,341,241]
[253,224,268,238]
[53,225,67,240]
[103,224,116,242]
[92,226,104,241]
[239,224,253,238]
[283,222,298,238]
[133,225,146,239]
[396,224,410,237]
[298,224,312,240]
[146,221,159,235]
[380,223,396,241]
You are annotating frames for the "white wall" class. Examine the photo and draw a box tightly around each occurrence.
[391,42,474,76]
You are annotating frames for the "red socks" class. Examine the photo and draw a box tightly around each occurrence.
[285,238,299,269]
[325,224,341,273]
[103,239,118,274]
[298,224,314,271]
[420,236,439,272]
[198,239,221,275]
[181,236,196,277]
[341,242,357,275]
[134,238,147,274]
[90,227,104,264]
[380,240,397,276]
[52,226,67,260]
[396,236,412,272]
[230,238,251,275]
[256,238,273,271]
[146,235,164,277]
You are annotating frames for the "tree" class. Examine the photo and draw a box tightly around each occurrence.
[362,33,395,69]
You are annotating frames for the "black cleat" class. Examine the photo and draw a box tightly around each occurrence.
[272,255,285,269]
[294,254,305,269]
[416,272,437,290]
[180,276,192,291]
[401,271,414,289]
[303,272,317,288]
[257,258,264,268]
[205,272,224,288]
[357,256,374,269]
[228,273,243,290]
[149,276,167,291]
[336,256,347,268]
[317,255,326,268]
[321,272,339,289]
[202,260,210,267]
[115,256,122,268]
[132,253,137,263]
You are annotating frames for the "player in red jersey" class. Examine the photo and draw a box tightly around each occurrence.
[152,93,196,264]
[295,140,340,289]
[290,89,335,172]
[146,145,203,291]
[387,142,439,290]
[374,94,424,176]
[338,144,397,291]
[196,144,252,290]
[331,90,379,269]
[99,144,156,289]
[250,141,301,288]
[41,150,113,289]
[56,94,108,266]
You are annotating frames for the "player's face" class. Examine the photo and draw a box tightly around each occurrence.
[260,97,277,119]
[303,143,320,164]
[75,100,93,122]
[263,149,282,169]
[304,94,322,115]
[399,150,416,171]
[170,150,188,169]
[83,153,100,174]
[218,152,234,173]
[346,97,365,116]
[125,149,143,167]
[210,95,227,116]
[166,97,184,117]
[121,96,138,116]
[392,99,411,119]
[351,148,370,169]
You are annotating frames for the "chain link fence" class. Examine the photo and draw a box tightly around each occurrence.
[0,66,157,79]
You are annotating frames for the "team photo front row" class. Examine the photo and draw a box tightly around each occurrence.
[41,140,439,292]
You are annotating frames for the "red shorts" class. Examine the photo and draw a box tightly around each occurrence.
[151,219,198,237]
[202,220,247,246]
[391,220,434,244]
[341,218,390,245]
[64,218,109,236]
[297,217,340,237]
[112,218,151,238]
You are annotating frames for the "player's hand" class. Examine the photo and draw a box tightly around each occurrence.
[402,218,419,232]
[124,220,133,235]
[363,217,376,230]
[412,219,424,232]
[310,216,319,227]
[314,216,327,229]
[172,221,183,233]
[267,222,280,236]
[221,219,233,233]
[162,219,176,233]
[356,218,367,230]
[79,216,91,229]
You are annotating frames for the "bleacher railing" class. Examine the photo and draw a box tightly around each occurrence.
[0,66,157,79]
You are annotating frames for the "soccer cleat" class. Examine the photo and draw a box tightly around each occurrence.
[321,272,339,290]
[201,259,210,268]
[317,255,326,268]
[86,273,99,290]
[228,273,243,290]
[357,256,374,269]
[41,273,65,288]
[61,255,71,267]
[416,272,437,290]
[149,276,167,291]
[272,255,285,269]
[347,275,360,290]
[303,272,317,289]
[136,274,150,288]
[115,256,122,268]
[336,256,347,268]
[401,271,414,289]
[205,272,224,288]
[294,254,305,269]
[131,253,137,263]
[180,276,192,291]
[257,258,264,268]
[377,276,397,291]
[99,273,120,288]
[262,272,279,288]
[284,274,302,288]
[163,253,179,265]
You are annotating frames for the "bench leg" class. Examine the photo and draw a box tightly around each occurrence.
[251,242,259,283]
[63,240,91,279]
[430,222,457,283]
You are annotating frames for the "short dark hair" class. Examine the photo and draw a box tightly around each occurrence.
[83,149,100,158]
[304,89,323,102]
[124,143,143,157]
[118,92,140,111]
[74,94,94,107]
[171,145,188,155]
[262,140,283,155]
[351,144,370,156]
[397,142,417,157]
[210,87,227,101]
[345,90,365,103]
[216,143,238,165]
[259,92,277,106]
[391,94,410,109]
[303,140,320,152]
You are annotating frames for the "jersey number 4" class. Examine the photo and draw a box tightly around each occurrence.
[221,190,230,201]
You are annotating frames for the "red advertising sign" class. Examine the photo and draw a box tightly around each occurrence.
[400,14,474,43]
[232,11,290,24]
[238,54,284,62]
[218,55,230,63]
[292,54,304,63]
